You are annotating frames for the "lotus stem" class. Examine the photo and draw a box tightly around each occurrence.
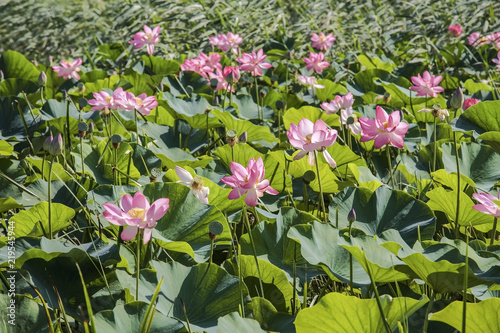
[386,145,395,190]
[47,158,54,239]
[462,228,469,333]
[453,131,461,238]
[433,116,437,172]
[491,218,498,246]
[422,289,435,333]
[364,252,391,333]
[209,238,214,265]
[136,231,142,301]
[80,136,85,175]
[243,205,265,298]
[292,242,297,315]
[255,79,261,121]
[314,151,327,223]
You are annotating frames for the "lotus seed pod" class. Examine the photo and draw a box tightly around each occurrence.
[111,134,122,149]
[303,170,316,184]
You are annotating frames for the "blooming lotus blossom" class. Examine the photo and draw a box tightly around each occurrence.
[418,108,450,121]
[311,32,336,50]
[492,51,500,71]
[287,118,338,167]
[473,192,500,218]
[129,25,160,55]
[209,32,242,54]
[113,87,137,111]
[103,191,169,244]
[486,32,500,49]
[52,58,82,80]
[134,93,158,115]
[221,157,278,206]
[236,49,272,76]
[359,106,409,149]
[448,25,463,37]
[321,93,360,134]
[180,52,221,78]
[223,66,240,83]
[468,32,484,46]
[88,91,115,111]
[297,75,324,96]
[175,166,210,204]
[409,71,444,98]
[463,98,480,110]
[467,32,500,48]
[303,52,330,73]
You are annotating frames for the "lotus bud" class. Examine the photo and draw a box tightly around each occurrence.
[43,135,52,152]
[347,208,356,224]
[450,87,464,109]
[88,122,95,133]
[225,71,234,85]
[48,134,63,156]
[226,129,238,147]
[38,71,47,87]
[238,131,247,143]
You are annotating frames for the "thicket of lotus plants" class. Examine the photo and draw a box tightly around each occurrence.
[1,10,500,333]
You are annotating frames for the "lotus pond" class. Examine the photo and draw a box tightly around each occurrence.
[1,1,500,332]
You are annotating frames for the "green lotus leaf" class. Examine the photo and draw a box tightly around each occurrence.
[141,55,180,76]
[94,301,184,333]
[464,79,492,93]
[250,297,296,333]
[10,202,74,237]
[165,71,211,96]
[233,94,274,120]
[0,197,22,212]
[337,232,414,282]
[224,255,300,313]
[118,71,155,96]
[477,131,500,155]
[441,142,500,190]
[460,100,500,132]
[240,207,322,286]
[0,50,40,82]
[211,108,277,143]
[348,164,382,191]
[96,139,141,183]
[0,237,119,270]
[294,292,428,333]
[142,182,231,261]
[287,221,371,285]
[0,78,38,97]
[83,76,121,96]
[429,298,500,333]
[0,140,13,156]
[0,294,53,333]
[216,312,266,333]
[26,157,72,182]
[315,79,348,102]
[0,97,39,140]
[431,169,476,192]
[283,105,340,129]
[329,186,436,244]
[40,99,94,135]
[117,261,249,332]
[162,92,220,129]
[287,151,340,193]
[426,187,493,226]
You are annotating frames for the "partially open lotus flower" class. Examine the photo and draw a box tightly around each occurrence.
[359,106,408,149]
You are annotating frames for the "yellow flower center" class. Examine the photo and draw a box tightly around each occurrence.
[191,176,205,190]
[319,35,325,41]
[105,96,112,103]
[146,33,153,41]
[127,208,146,220]
[135,97,143,106]
[382,121,389,128]
[305,134,312,143]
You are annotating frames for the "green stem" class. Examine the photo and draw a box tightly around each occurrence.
[462,229,469,333]
[292,242,297,315]
[243,205,265,298]
[433,116,437,172]
[491,218,498,246]
[349,223,354,295]
[453,131,461,238]
[422,289,435,333]
[365,255,391,333]
[40,86,45,106]
[136,231,142,301]
[255,79,261,121]
[303,181,309,212]
[386,146,395,190]
[80,136,85,175]
[48,158,54,239]
[314,151,327,223]
[209,238,214,265]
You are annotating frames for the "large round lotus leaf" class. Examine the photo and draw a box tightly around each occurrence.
[0,96,39,140]
[458,100,500,132]
[216,312,266,333]
[10,201,74,238]
[441,142,500,190]
[329,186,436,245]
[20,255,123,319]
[477,131,500,155]
[287,221,371,286]
[140,55,180,76]
[250,297,296,333]
[94,301,184,333]
[0,294,53,333]
[240,207,323,286]
[337,233,414,283]
[142,182,231,262]
[233,94,274,120]
[294,292,428,333]
[0,50,40,81]
[116,261,248,332]
[430,298,500,333]
[162,92,220,129]
[283,105,340,130]
[223,255,300,313]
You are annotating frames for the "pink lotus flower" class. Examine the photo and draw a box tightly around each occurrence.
[449,25,463,37]
[103,191,169,244]
[492,51,500,71]
[359,106,409,149]
[180,52,221,79]
[221,157,278,206]
[303,52,330,73]
[113,87,137,111]
[236,49,272,76]
[88,91,115,111]
[473,192,500,218]
[287,118,338,167]
[486,32,500,49]
[175,166,210,204]
[129,25,160,55]
[52,58,83,80]
[469,32,486,47]
[463,98,480,110]
[297,75,324,96]
[409,71,444,98]
[209,32,242,55]
[311,32,336,50]
[223,66,241,83]
[134,93,158,115]
[321,93,360,134]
